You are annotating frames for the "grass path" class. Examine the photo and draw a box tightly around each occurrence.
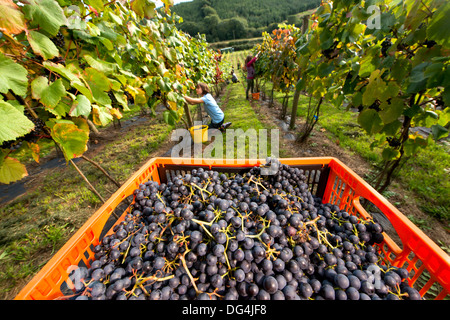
[215,80,293,160]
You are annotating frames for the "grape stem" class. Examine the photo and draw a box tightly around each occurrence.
[179,246,201,295]
[304,216,337,249]
[247,175,267,194]
[130,271,174,297]
[156,192,166,206]
[121,236,133,264]
[189,181,212,202]
[191,218,215,239]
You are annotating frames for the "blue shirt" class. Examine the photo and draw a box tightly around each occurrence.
[201,93,224,124]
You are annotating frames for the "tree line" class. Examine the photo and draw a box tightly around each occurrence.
[170,0,321,43]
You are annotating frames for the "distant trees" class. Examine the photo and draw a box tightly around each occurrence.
[172,0,321,43]
[216,17,248,41]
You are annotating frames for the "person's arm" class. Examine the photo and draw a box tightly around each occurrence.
[246,56,257,67]
[246,52,260,67]
[184,95,203,105]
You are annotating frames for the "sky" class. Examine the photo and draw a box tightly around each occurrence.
[154,0,193,8]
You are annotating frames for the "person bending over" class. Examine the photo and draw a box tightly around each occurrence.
[183,82,231,130]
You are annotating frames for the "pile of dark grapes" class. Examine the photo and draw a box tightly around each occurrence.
[23,114,45,143]
[386,136,401,148]
[68,159,421,300]
[0,139,23,151]
[381,38,392,57]
[51,31,65,48]
[0,114,45,150]
[423,39,436,48]
[107,91,118,108]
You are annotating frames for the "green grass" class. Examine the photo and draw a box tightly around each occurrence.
[216,81,289,160]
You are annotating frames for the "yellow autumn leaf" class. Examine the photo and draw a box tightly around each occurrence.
[110,108,123,120]
[0,0,26,35]
[168,100,177,110]
[27,141,40,163]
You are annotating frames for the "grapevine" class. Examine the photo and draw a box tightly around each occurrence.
[0,0,220,184]
[253,0,450,194]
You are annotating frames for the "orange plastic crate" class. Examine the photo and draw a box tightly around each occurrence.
[15,157,450,300]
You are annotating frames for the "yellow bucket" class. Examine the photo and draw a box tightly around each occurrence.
[189,125,208,143]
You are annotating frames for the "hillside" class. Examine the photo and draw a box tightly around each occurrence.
[171,0,321,42]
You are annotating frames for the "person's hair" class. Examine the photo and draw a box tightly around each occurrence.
[196,82,210,95]
[245,55,252,64]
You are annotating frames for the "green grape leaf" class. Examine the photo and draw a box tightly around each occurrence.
[30,76,47,99]
[404,0,431,32]
[427,1,450,48]
[31,77,66,110]
[358,54,376,78]
[403,134,427,157]
[379,97,404,124]
[27,30,59,60]
[319,29,334,50]
[0,53,28,96]
[92,105,113,126]
[48,119,89,161]
[382,147,401,161]
[409,62,431,83]
[50,95,72,117]
[43,61,93,101]
[0,100,35,143]
[163,109,178,126]
[431,124,448,141]
[83,67,111,106]
[83,54,117,75]
[443,88,450,107]
[156,77,170,92]
[43,61,77,81]
[83,67,110,92]
[0,156,28,184]
[362,70,384,106]
[98,37,114,51]
[403,103,421,118]
[380,120,402,136]
[0,0,26,35]
[66,6,87,31]
[22,0,66,37]
[167,91,177,102]
[437,107,450,127]
[131,0,156,19]
[108,11,123,25]
[85,0,104,13]
[358,108,383,134]
[425,62,445,88]
[391,58,411,82]
[69,95,91,117]
[113,91,129,111]
[318,61,334,77]
[406,79,427,94]
[44,79,66,109]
